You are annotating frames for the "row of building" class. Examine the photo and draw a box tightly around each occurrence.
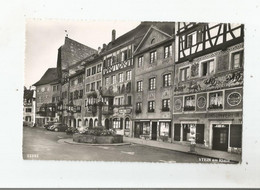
[32,22,244,153]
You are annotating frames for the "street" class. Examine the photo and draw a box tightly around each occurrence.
[23,126,211,163]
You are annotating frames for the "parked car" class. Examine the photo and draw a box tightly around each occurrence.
[48,123,68,132]
[44,121,56,129]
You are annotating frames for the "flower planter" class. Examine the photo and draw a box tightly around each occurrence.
[73,133,123,144]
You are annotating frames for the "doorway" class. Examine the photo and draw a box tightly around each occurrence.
[212,124,229,151]
[151,122,157,140]
[105,119,110,129]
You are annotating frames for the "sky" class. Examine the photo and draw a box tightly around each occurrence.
[25,20,140,88]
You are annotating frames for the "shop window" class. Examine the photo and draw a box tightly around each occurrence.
[142,122,150,135]
[163,73,171,87]
[148,101,155,112]
[231,51,243,69]
[182,124,196,141]
[164,44,172,58]
[137,81,143,92]
[162,99,170,112]
[230,124,242,148]
[149,77,156,90]
[184,95,195,111]
[180,67,190,82]
[159,122,171,137]
[208,91,223,109]
[138,56,144,67]
[150,51,157,63]
[196,124,205,144]
[201,59,215,76]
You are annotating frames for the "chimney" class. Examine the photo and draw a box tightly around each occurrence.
[112,29,116,42]
[103,43,107,50]
[98,47,101,54]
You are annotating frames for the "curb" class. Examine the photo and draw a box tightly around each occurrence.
[58,138,132,146]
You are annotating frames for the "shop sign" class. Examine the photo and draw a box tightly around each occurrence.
[118,108,132,114]
[207,112,241,118]
[227,92,242,106]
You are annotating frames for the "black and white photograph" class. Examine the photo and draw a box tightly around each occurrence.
[23,20,244,163]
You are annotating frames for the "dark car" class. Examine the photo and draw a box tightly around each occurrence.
[49,123,68,132]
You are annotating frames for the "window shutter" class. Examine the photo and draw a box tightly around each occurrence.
[230,124,242,148]
[196,124,205,144]
[174,123,181,141]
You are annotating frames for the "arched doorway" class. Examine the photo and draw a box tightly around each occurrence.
[94,119,98,127]
[78,119,82,127]
[125,118,130,129]
[89,118,93,128]
[84,119,88,127]
[105,119,110,130]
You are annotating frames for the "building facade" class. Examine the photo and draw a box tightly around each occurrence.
[133,24,175,142]
[23,87,36,126]
[34,68,60,126]
[173,23,244,153]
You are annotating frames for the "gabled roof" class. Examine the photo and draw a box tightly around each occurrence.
[33,68,59,86]
[134,25,174,54]
[103,21,175,53]
[24,89,34,100]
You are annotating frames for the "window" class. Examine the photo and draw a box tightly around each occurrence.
[78,76,83,83]
[69,92,73,100]
[119,73,124,82]
[149,77,156,90]
[74,91,79,100]
[96,80,101,90]
[136,102,142,113]
[138,56,144,67]
[184,95,195,111]
[105,77,109,86]
[162,99,170,111]
[148,101,155,112]
[127,96,132,105]
[79,89,83,99]
[150,51,157,63]
[86,84,90,92]
[113,118,120,129]
[121,50,128,62]
[186,32,196,48]
[209,91,223,109]
[159,122,171,137]
[201,59,215,76]
[112,75,116,84]
[25,108,32,112]
[231,51,243,69]
[97,64,102,73]
[180,67,189,82]
[86,68,91,77]
[91,82,95,91]
[137,81,143,92]
[126,70,132,81]
[182,124,196,141]
[52,86,57,91]
[164,45,173,58]
[92,66,96,75]
[197,28,203,43]
[163,73,171,87]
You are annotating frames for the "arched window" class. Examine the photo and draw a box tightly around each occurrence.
[78,119,82,127]
[84,119,88,127]
[94,119,98,127]
[89,118,93,128]
[113,118,120,129]
[125,118,130,129]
